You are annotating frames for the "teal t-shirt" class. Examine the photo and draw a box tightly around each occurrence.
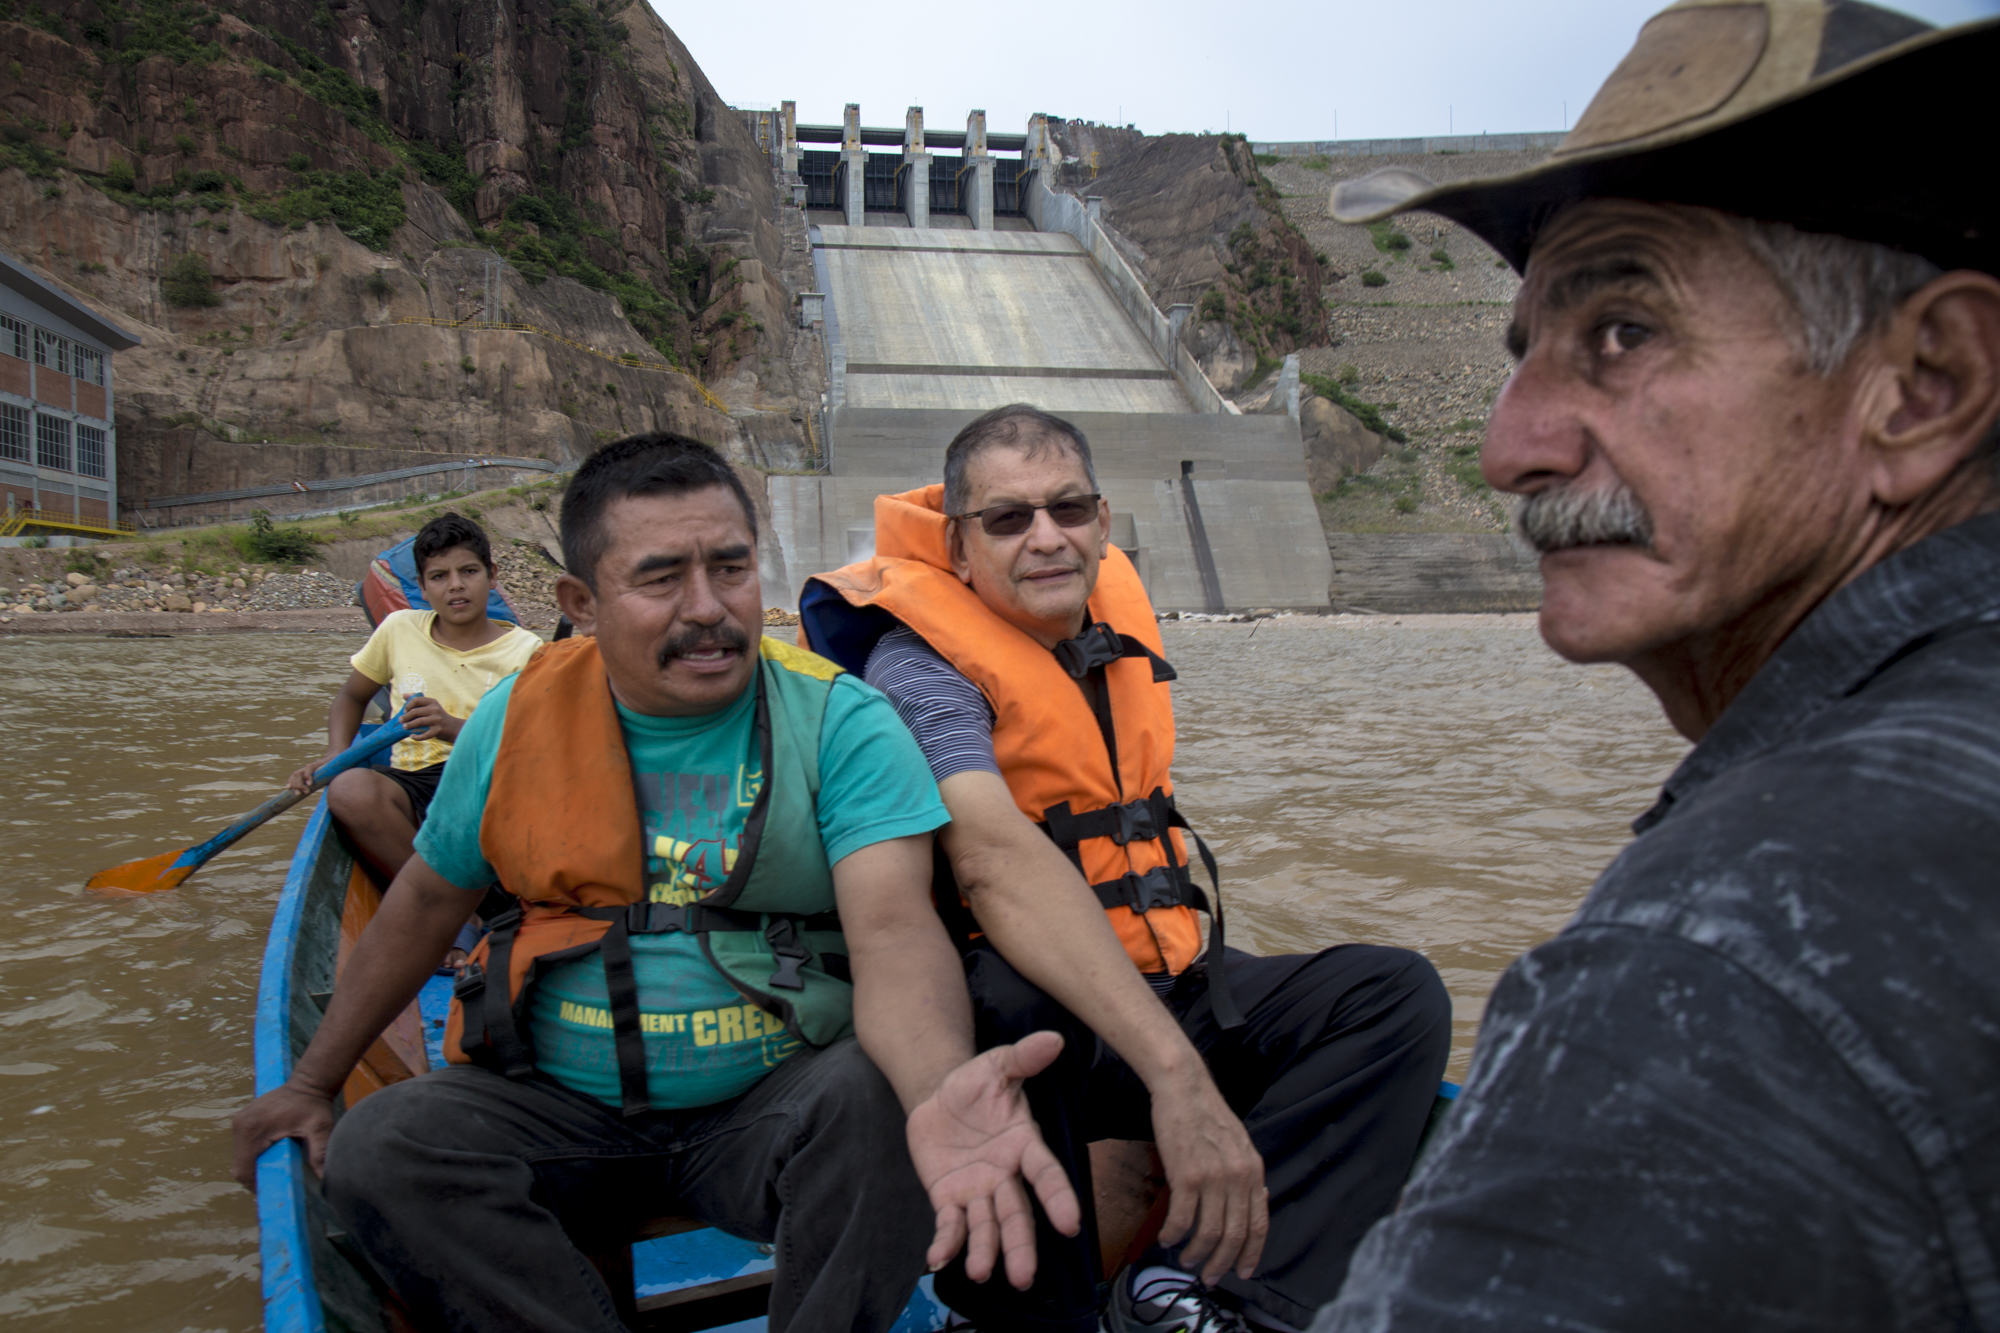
[415,663,949,1109]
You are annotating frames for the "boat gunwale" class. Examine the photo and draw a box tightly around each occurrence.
[254,794,336,1333]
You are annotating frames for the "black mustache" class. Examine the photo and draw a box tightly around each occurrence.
[658,623,750,666]
[1514,484,1655,554]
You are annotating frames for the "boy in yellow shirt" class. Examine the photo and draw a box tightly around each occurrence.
[289,515,541,911]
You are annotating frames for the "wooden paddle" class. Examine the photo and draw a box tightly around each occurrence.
[87,710,415,897]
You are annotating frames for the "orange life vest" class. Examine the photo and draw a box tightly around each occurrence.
[803,485,1240,1024]
[445,635,855,1116]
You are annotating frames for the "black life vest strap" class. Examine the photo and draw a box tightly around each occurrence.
[1037,789,1245,1031]
[594,910,653,1116]
[1042,788,1177,852]
[1053,621,1178,684]
[1178,821,1244,1030]
[451,904,534,1079]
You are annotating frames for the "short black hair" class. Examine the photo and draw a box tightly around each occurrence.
[942,404,1098,516]
[560,432,758,589]
[413,512,493,576]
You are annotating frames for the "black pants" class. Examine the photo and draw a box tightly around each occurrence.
[322,1039,934,1333]
[370,760,446,825]
[935,945,1452,1332]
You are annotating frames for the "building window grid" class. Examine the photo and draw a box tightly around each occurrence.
[0,314,24,361]
[75,423,105,478]
[0,403,27,463]
[75,346,104,387]
[35,412,71,471]
[33,328,70,377]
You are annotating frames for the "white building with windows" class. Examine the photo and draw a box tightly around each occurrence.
[0,250,140,536]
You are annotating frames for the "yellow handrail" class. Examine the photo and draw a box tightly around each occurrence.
[1,506,139,539]
[393,318,730,415]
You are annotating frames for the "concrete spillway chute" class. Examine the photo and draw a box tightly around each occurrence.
[741,105,1334,614]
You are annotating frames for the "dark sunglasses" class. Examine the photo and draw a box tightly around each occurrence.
[949,494,1102,537]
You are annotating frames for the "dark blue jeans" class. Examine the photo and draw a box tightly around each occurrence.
[322,1037,932,1333]
[935,945,1452,1332]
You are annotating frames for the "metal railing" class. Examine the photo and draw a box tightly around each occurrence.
[1,505,139,539]
[391,318,730,415]
[136,456,565,512]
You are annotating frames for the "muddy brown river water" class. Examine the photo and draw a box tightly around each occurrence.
[0,618,1687,1330]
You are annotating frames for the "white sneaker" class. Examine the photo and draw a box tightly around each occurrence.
[1101,1266,1251,1333]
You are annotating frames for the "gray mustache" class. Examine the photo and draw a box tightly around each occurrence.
[1514,484,1655,554]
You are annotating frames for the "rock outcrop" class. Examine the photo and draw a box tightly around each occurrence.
[0,0,818,508]
[1301,393,1387,492]
[1045,123,1331,393]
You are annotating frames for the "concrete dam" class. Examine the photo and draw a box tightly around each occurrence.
[744,105,1334,614]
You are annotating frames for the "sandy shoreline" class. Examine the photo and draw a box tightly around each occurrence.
[0,607,376,635]
[0,608,1540,637]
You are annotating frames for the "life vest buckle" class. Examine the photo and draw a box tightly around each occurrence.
[453,961,486,1004]
[1054,622,1128,679]
[1109,798,1159,846]
[765,917,813,991]
[1119,864,1188,912]
[625,902,690,934]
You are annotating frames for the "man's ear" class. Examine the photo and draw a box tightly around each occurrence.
[554,572,597,633]
[1864,270,2000,507]
[947,518,974,585]
[1096,497,1111,558]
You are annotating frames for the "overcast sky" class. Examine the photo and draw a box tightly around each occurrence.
[648,0,1997,144]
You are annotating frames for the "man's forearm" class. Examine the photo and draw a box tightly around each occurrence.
[289,859,476,1096]
[948,819,1206,1095]
[850,914,976,1112]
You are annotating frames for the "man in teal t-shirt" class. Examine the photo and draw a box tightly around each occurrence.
[231,434,1083,1333]
[416,658,947,1108]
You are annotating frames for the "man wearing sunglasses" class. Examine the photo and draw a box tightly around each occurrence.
[800,404,1450,1333]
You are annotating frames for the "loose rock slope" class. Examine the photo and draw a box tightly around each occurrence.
[1259,149,1553,533]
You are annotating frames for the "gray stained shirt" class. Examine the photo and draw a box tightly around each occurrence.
[1316,513,2000,1333]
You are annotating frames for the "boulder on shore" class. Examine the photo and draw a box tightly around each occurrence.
[1302,394,1388,493]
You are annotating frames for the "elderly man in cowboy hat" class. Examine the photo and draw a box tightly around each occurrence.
[1312,2,2000,1329]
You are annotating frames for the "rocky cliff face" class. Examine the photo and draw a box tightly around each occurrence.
[0,0,816,508]
[1046,122,1331,394]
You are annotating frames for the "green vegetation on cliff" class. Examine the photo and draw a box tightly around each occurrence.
[1302,370,1407,443]
[245,167,406,249]
[9,0,742,375]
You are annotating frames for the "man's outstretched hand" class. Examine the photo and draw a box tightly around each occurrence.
[906,1030,1079,1291]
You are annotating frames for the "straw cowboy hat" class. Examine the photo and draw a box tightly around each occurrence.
[1331,0,2000,274]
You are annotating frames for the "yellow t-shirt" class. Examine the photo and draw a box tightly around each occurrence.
[350,609,543,770]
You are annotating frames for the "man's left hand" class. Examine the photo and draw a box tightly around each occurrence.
[906,1030,1079,1290]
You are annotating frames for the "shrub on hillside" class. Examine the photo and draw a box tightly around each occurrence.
[162,252,219,307]
[1361,270,1388,288]
[1301,371,1408,443]
[239,512,320,564]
